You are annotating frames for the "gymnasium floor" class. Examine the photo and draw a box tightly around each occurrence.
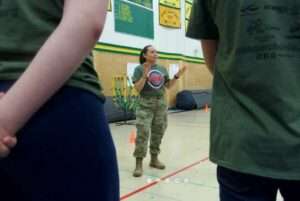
[110,110,284,201]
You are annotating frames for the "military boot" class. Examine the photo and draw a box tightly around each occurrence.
[150,154,166,170]
[133,158,143,177]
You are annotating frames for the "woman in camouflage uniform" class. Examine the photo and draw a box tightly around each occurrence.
[132,45,186,177]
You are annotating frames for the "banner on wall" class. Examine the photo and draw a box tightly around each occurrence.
[114,0,154,39]
[127,63,139,85]
[127,0,153,9]
[169,64,180,79]
[185,0,193,32]
[159,0,181,29]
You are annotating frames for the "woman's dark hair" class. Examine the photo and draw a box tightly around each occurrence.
[139,45,152,64]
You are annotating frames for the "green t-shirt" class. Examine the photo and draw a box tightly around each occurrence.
[132,64,170,97]
[187,0,300,180]
[0,0,104,100]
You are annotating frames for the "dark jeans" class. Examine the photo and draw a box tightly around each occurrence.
[217,166,300,201]
[0,82,119,201]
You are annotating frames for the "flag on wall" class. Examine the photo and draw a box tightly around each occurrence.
[114,0,154,39]
[159,0,181,29]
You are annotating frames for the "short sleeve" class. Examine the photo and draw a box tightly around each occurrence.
[186,0,219,40]
[132,66,143,84]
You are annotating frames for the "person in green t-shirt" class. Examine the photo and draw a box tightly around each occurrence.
[132,45,186,177]
[187,0,300,200]
[0,1,119,201]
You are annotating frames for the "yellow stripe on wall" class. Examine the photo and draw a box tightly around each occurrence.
[94,43,204,64]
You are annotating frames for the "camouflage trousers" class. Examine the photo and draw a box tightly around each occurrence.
[134,96,168,158]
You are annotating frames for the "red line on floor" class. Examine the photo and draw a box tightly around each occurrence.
[120,156,209,200]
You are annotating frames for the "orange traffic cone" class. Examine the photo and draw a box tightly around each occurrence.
[129,129,137,145]
[204,104,209,112]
